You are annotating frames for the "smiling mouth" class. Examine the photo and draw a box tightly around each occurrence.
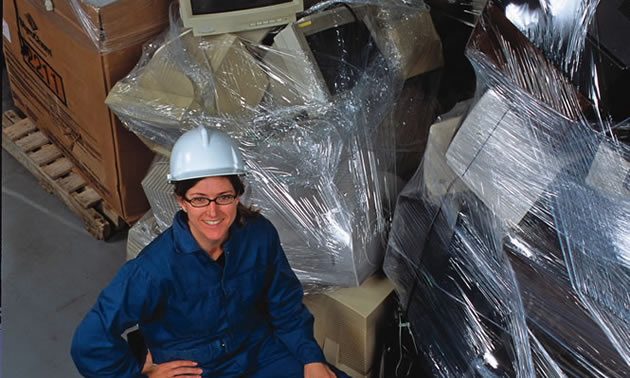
[203,220,221,225]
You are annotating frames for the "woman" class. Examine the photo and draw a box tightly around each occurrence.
[71,127,346,377]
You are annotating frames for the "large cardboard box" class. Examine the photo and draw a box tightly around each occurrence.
[304,273,396,378]
[2,0,170,222]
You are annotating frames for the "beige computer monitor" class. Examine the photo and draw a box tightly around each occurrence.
[179,0,303,36]
[266,4,384,107]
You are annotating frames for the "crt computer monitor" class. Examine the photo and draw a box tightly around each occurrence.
[267,4,387,106]
[179,0,304,36]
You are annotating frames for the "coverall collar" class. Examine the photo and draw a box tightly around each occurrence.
[172,210,240,255]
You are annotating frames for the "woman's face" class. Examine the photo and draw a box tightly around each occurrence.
[177,176,240,249]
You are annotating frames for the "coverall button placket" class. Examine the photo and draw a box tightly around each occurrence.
[220,248,232,354]
[223,249,234,297]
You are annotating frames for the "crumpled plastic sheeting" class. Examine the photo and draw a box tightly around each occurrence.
[108,0,445,287]
[502,0,592,70]
[440,0,629,138]
[383,0,629,376]
[423,0,488,27]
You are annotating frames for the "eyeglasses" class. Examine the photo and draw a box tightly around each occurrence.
[184,194,237,207]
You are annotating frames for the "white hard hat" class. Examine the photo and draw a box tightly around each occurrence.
[167,126,246,182]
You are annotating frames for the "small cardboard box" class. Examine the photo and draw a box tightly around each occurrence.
[304,273,395,378]
[2,0,170,222]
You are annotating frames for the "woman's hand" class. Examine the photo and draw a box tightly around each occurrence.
[304,362,337,378]
[141,350,203,377]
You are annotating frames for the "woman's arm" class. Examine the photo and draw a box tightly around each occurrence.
[263,224,327,366]
[304,362,337,378]
[70,262,161,377]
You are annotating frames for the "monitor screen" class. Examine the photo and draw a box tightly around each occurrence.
[180,0,303,36]
[267,4,388,106]
[305,17,383,96]
[191,0,293,14]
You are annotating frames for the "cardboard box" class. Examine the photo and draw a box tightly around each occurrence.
[303,273,395,377]
[2,0,170,222]
[34,0,171,52]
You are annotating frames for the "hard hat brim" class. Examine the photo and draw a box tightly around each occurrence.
[167,167,247,183]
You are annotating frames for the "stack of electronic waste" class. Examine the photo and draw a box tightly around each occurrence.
[113,0,445,288]
[383,0,630,376]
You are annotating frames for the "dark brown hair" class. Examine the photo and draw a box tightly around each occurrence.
[173,175,259,225]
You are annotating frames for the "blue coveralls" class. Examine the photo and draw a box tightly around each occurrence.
[71,211,336,377]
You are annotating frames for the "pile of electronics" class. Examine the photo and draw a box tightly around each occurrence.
[109,0,444,289]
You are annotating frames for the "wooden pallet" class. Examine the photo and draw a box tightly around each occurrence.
[2,110,125,240]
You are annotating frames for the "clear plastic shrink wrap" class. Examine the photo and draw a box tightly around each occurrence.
[126,209,161,261]
[383,0,630,377]
[67,0,171,53]
[108,0,445,287]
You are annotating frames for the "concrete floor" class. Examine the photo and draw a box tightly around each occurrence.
[2,64,130,376]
